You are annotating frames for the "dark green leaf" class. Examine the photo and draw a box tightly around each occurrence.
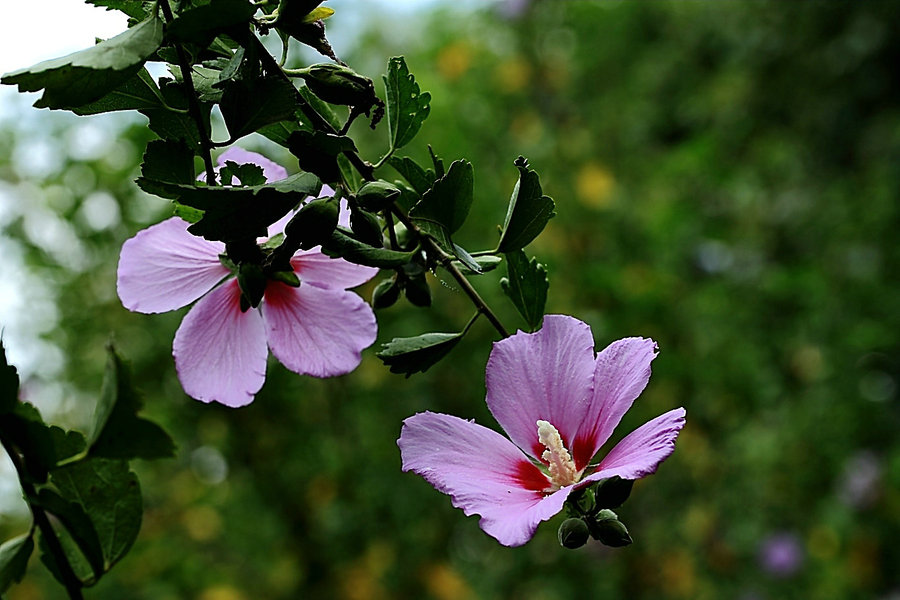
[258,113,311,147]
[141,139,195,185]
[89,345,175,461]
[298,84,342,131]
[451,243,482,274]
[337,154,364,193]
[387,155,435,196]
[0,533,34,593]
[1,15,163,110]
[137,172,321,241]
[500,250,548,332]
[166,0,257,46]
[220,76,299,141]
[220,162,266,187]
[85,0,149,19]
[169,63,226,103]
[0,404,85,483]
[37,524,94,587]
[140,79,212,150]
[383,56,431,150]
[411,159,472,236]
[50,459,142,572]
[71,68,164,115]
[287,130,355,184]
[0,340,19,415]
[429,145,445,179]
[31,489,104,580]
[377,331,466,377]
[497,156,556,253]
[322,229,415,268]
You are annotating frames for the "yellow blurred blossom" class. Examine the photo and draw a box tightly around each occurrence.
[422,563,474,600]
[494,57,532,93]
[437,42,472,81]
[576,162,616,209]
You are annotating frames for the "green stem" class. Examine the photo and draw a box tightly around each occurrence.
[390,207,510,338]
[159,0,217,184]
[0,437,84,600]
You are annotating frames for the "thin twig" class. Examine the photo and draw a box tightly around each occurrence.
[159,0,217,184]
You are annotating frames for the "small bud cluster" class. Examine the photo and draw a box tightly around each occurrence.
[557,476,636,550]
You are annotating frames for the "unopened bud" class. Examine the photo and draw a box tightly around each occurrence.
[404,274,431,307]
[350,208,384,247]
[593,476,634,509]
[558,518,590,549]
[372,276,400,309]
[587,509,633,547]
[284,198,339,250]
[356,181,401,212]
[300,63,375,107]
[237,263,266,310]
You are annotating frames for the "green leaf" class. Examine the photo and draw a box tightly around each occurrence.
[137,172,321,242]
[31,489,104,580]
[0,533,34,593]
[0,404,86,483]
[89,345,175,461]
[257,112,311,147]
[410,160,473,237]
[84,0,149,19]
[0,340,19,415]
[166,0,257,46]
[1,15,163,110]
[321,229,416,268]
[287,130,356,184]
[383,57,431,150]
[497,156,556,253]
[338,154,364,193]
[71,68,164,115]
[50,459,142,572]
[377,331,466,377]
[298,83,342,131]
[500,250,548,332]
[220,162,267,187]
[140,79,212,150]
[141,139,195,185]
[221,76,300,141]
[387,155,435,196]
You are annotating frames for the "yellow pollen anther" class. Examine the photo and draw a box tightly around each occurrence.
[536,420,579,488]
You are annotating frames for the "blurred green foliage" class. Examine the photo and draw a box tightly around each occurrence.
[1,1,899,598]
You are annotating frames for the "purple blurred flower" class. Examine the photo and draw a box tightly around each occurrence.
[758,532,804,577]
[398,315,686,547]
[117,148,378,407]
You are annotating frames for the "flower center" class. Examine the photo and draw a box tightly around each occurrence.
[537,420,579,489]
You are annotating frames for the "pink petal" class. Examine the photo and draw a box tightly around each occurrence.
[172,279,268,407]
[581,407,687,483]
[291,250,378,290]
[217,147,287,183]
[117,218,228,314]
[398,411,572,547]
[485,315,597,463]
[262,281,376,377]
[572,337,659,467]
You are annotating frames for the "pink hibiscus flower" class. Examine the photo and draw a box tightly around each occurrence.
[398,314,686,547]
[117,148,378,407]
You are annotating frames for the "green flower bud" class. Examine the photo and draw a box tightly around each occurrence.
[587,509,633,548]
[300,63,376,107]
[558,518,590,549]
[404,273,431,307]
[237,263,266,310]
[356,180,401,212]
[284,198,339,250]
[350,208,384,247]
[593,476,634,510]
[372,276,400,309]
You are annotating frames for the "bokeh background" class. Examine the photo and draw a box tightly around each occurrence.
[1,1,899,598]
